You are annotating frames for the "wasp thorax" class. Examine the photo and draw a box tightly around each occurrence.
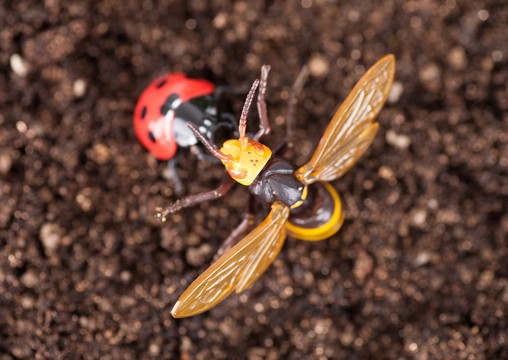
[220,138,272,186]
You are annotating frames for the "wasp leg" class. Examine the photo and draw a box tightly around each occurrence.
[155,175,235,221]
[253,65,272,142]
[214,194,257,260]
[273,65,309,155]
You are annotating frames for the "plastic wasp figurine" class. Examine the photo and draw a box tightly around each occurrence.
[158,55,395,318]
[134,73,239,194]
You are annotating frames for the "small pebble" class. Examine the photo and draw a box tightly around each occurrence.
[414,251,431,266]
[39,222,61,252]
[248,347,266,360]
[10,54,29,77]
[477,270,494,291]
[73,78,87,97]
[411,209,427,227]
[308,54,329,77]
[0,152,13,176]
[149,343,161,357]
[386,129,411,149]
[88,143,110,164]
[378,165,395,180]
[447,46,468,70]
[120,270,132,283]
[120,295,137,308]
[21,270,38,288]
[213,13,227,29]
[419,62,441,92]
[387,81,403,104]
[20,296,35,310]
[11,345,32,359]
[186,244,213,266]
[353,251,374,283]
[180,336,192,353]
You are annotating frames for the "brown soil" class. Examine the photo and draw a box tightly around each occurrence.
[1,1,507,359]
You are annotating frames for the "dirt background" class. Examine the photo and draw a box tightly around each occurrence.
[1,0,507,359]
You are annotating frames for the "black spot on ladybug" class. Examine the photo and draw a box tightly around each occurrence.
[161,94,181,115]
[148,131,156,143]
[141,106,147,119]
[156,79,167,88]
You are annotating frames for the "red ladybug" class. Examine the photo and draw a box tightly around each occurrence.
[134,73,238,192]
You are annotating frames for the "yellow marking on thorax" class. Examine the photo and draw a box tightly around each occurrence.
[290,185,308,209]
[220,138,272,186]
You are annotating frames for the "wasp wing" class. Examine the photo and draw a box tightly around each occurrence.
[295,54,395,184]
[171,202,289,318]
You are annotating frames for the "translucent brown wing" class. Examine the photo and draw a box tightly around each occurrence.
[295,54,395,184]
[171,202,289,318]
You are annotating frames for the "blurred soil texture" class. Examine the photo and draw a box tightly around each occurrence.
[1,0,507,359]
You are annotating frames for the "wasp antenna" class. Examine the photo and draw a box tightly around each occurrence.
[239,79,260,139]
[259,65,271,97]
[187,122,232,162]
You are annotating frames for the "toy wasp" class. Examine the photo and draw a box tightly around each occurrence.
[156,55,395,318]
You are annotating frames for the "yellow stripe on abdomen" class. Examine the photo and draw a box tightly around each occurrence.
[286,182,345,241]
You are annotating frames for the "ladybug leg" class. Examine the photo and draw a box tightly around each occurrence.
[155,175,235,221]
[253,65,272,142]
[166,157,184,196]
[214,194,257,260]
[190,145,221,164]
[273,65,309,155]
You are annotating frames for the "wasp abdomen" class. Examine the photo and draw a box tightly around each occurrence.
[287,182,344,241]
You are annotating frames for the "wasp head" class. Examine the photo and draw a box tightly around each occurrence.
[186,75,272,186]
[219,138,271,185]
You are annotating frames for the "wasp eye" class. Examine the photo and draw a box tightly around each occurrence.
[148,131,156,143]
